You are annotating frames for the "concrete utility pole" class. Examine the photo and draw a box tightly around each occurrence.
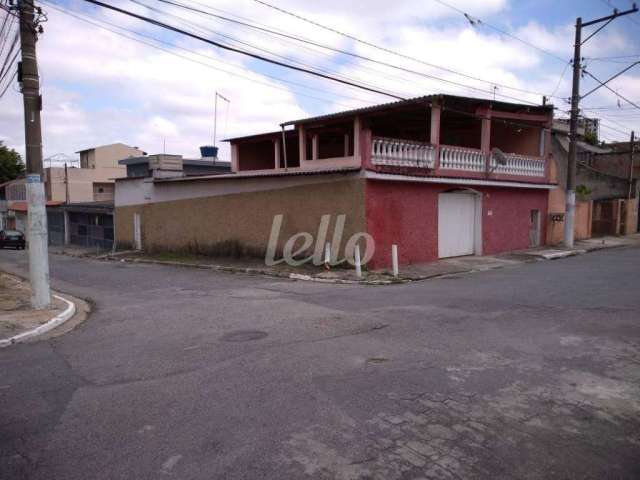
[564,4,639,248]
[18,0,50,309]
[564,17,582,249]
[629,131,636,200]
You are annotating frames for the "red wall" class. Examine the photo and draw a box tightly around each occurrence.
[365,180,548,269]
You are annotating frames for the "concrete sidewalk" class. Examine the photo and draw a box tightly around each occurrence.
[67,233,640,284]
[0,272,78,347]
[389,234,640,280]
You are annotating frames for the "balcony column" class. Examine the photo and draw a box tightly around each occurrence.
[430,102,441,146]
[312,134,319,161]
[430,101,441,170]
[230,143,240,172]
[479,106,492,173]
[273,138,281,170]
[298,125,307,166]
[480,109,491,153]
[353,116,361,159]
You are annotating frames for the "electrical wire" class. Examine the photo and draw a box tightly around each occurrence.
[80,0,408,100]
[130,0,413,99]
[162,0,561,102]
[548,61,571,98]
[143,0,545,105]
[42,0,381,108]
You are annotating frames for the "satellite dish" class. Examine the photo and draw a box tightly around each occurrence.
[491,147,507,165]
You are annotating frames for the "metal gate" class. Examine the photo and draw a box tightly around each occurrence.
[592,200,616,236]
[47,211,65,246]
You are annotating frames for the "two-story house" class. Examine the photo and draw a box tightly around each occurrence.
[115,94,555,268]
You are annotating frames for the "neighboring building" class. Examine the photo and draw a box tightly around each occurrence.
[0,179,20,230]
[77,143,146,169]
[1,179,27,231]
[47,202,114,251]
[43,165,125,203]
[115,94,557,269]
[119,155,231,178]
[548,122,637,244]
[4,143,142,248]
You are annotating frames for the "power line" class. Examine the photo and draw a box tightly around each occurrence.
[80,0,406,100]
[0,32,18,80]
[0,70,15,101]
[598,0,640,27]
[45,1,556,137]
[428,0,567,63]
[548,61,571,97]
[164,0,560,102]
[582,68,640,110]
[130,0,413,99]
[43,1,380,108]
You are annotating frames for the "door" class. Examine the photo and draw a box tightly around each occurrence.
[529,209,540,247]
[438,192,476,258]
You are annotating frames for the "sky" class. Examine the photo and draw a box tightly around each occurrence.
[0,0,639,162]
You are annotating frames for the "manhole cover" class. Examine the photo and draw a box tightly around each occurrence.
[220,330,268,342]
[367,357,390,365]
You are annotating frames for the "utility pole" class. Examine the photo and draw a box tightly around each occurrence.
[18,0,50,309]
[564,3,639,248]
[564,17,582,249]
[629,131,635,200]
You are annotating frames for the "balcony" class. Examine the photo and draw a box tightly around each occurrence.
[371,137,436,169]
[370,137,547,182]
[489,152,545,177]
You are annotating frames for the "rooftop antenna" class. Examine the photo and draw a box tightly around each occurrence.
[213,91,230,147]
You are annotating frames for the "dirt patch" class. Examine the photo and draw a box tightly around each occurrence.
[0,272,66,339]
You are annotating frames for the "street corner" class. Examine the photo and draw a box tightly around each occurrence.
[0,271,88,347]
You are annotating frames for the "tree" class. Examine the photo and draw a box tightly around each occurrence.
[0,142,26,184]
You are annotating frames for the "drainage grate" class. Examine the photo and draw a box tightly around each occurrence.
[220,330,268,342]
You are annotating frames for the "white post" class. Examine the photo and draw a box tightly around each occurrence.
[133,212,142,251]
[354,244,362,278]
[324,241,331,267]
[391,244,399,278]
[63,210,70,245]
[26,180,51,309]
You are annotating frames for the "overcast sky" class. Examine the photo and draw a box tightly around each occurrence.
[1,0,639,161]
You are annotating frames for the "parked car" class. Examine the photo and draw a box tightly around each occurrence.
[0,230,26,250]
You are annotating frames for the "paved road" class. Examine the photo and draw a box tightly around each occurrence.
[1,248,639,479]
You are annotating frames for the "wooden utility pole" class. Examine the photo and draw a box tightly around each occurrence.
[564,4,638,248]
[18,0,50,309]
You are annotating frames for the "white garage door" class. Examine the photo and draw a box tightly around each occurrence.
[438,192,476,258]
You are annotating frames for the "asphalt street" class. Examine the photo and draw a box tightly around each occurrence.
[1,247,639,479]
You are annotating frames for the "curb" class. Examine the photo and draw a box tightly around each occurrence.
[103,256,406,285]
[80,239,640,286]
[0,295,76,348]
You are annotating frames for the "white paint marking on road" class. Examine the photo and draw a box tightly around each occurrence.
[160,454,183,475]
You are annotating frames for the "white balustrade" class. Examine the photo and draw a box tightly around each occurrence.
[371,137,436,168]
[439,145,486,172]
[490,153,546,177]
